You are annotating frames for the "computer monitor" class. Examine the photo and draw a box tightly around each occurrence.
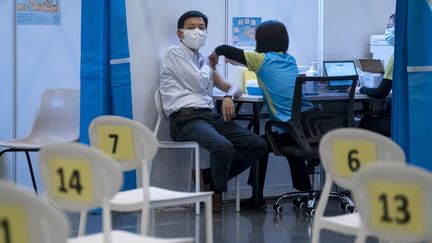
[323,61,357,91]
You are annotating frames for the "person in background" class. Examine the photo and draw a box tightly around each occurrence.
[358,13,395,98]
[159,10,267,213]
[209,20,317,210]
[355,13,395,136]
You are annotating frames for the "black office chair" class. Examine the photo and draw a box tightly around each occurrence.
[265,75,358,216]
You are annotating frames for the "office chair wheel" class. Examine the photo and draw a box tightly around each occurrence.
[341,201,357,213]
[305,208,315,217]
[345,205,357,213]
[292,197,306,210]
[273,203,283,214]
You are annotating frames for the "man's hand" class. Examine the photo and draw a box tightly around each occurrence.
[222,97,235,122]
[208,51,219,69]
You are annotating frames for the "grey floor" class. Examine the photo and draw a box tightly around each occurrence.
[68,198,380,243]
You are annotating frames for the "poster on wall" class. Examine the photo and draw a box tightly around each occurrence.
[16,0,60,25]
[232,17,261,49]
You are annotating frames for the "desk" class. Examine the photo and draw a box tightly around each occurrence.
[214,92,390,204]
[306,92,391,101]
[215,92,390,102]
[214,92,391,129]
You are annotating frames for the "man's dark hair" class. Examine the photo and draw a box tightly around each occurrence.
[177,11,208,29]
[255,20,289,54]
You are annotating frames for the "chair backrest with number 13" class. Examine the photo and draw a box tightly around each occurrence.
[353,163,432,243]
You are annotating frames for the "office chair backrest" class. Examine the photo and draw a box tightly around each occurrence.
[280,75,358,157]
[0,180,69,243]
[89,115,158,172]
[294,75,357,126]
[319,128,406,189]
[353,163,432,242]
[39,142,123,212]
[30,89,80,142]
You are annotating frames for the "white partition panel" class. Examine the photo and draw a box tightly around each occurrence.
[224,0,320,198]
[324,0,396,60]
[0,0,14,180]
[227,0,320,88]
[14,1,81,189]
[126,0,226,191]
[127,0,226,129]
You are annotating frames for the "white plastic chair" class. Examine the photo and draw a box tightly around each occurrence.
[0,180,69,243]
[0,89,80,193]
[85,116,212,242]
[38,142,194,243]
[312,128,406,243]
[155,88,241,213]
[353,163,432,243]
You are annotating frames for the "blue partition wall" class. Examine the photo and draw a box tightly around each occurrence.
[407,0,432,169]
[394,0,432,169]
[81,0,135,189]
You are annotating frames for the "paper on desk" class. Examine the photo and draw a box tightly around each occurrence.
[246,79,258,87]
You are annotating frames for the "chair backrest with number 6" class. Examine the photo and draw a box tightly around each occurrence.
[319,128,406,189]
[39,142,123,212]
[0,180,69,243]
[353,163,432,243]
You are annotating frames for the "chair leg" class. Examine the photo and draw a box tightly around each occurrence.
[311,224,321,243]
[235,176,240,212]
[194,147,200,215]
[205,196,213,243]
[24,151,38,193]
[354,228,367,243]
[78,210,87,236]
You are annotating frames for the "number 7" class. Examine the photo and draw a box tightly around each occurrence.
[108,134,118,154]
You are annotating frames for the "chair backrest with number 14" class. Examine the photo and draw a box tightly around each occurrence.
[39,142,123,212]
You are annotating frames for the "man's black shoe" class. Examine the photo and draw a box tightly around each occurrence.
[240,197,267,210]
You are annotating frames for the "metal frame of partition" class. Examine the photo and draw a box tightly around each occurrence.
[318,0,325,75]
[12,0,17,183]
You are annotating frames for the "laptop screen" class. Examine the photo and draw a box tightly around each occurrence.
[323,61,357,90]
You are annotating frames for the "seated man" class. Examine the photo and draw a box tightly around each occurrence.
[159,10,267,212]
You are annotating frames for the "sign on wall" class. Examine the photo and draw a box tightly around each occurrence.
[232,17,261,49]
[16,0,61,25]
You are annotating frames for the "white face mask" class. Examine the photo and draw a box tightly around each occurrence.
[384,27,395,46]
[181,28,207,50]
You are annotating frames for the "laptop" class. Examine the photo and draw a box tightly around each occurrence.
[357,58,385,73]
[323,60,358,92]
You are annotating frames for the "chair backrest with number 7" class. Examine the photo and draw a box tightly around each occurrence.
[88,115,158,173]
[39,142,123,212]
[353,163,432,243]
